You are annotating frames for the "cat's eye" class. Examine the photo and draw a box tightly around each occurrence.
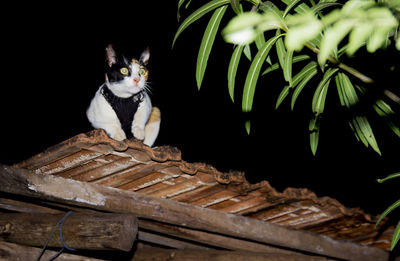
[120,67,129,75]
[138,68,146,76]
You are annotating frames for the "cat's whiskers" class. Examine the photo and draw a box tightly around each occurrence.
[143,81,153,95]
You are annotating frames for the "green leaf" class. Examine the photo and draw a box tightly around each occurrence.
[353,116,382,155]
[388,121,400,138]
[284,49,293,86]
[335,73,347,107]
[285,12,323,51]
[242,35,282,112]
[177,0,186,21]
[283,0,301,17]
[347,23,374,55]
[222,12,264,45]
[374,99,395,116]
[340,73,359,107]
[173,0,230,47]
[312,78,331,115]
[336,77,381,154]
[177,0,193,21]
[312,68,338,115]
[243,44,252,61]
[196,5,228,89]
[291,60,316,87]
[257,2,286,31]
[275,85,291,109]
[376,199,400,227]
[275,30,289,82]
[255,32,266,50]
[245,119,251,134]
[280,0,311,14]
[260,1,284,18]
[366,8,398,52]
[276,30,286,69]
[373,100,400,138]
[261,62,280,75]
[247,0,262,5]
[275,30,293,86]
[378,172,400,183]
[367,26,393,53]
[350,118,368,147]
[311,1,341,14]
[262,54,310,76]
[392,221,400,251]
[228,44,244,102]
[309,116,320,155]
[318,20,354,65]
[359,116,381,154]
[342,0,375,13]
[291,62,318,110]
[292,54,311,63]
[230,0,241,15]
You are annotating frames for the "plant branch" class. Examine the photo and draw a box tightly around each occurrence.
[303,43,400,105]
[304,43,374,84]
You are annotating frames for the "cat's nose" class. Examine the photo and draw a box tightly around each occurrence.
[133,77,140,84]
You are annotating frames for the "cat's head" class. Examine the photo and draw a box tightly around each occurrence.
[104,44,150,98]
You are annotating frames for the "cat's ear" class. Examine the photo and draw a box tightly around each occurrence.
[105,44,117,67]
[140,47,150,66]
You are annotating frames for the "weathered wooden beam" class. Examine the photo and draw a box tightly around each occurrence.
[131,247,330,261]
[0,241,106,261]
[138,231,210,250]
[0,164,389,261]
[0,212,137,251]
[0,195,333,259]
[139,219,304,255]
[0,197,61,214]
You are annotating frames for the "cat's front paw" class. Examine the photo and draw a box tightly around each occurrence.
[112,129,127,141]
[133,127,145,141]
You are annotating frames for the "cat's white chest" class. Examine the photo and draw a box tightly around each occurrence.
[87,88,119,125]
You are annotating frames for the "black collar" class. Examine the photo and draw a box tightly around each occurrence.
[100,84,144,104]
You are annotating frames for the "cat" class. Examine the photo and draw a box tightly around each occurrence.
[87,44,160,147]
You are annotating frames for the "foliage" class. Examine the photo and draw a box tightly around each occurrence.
[376,172,400,250]
[174,0,400,251]
[174,0,400,156]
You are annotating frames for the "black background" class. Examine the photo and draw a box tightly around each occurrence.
[0,2,398,215]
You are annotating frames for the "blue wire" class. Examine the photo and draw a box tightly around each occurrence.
[58,211,76,251]
[36,210,77,261]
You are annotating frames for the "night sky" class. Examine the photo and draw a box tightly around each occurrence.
[1,2,399,215]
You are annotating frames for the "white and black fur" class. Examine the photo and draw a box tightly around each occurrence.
[87,44,160,147]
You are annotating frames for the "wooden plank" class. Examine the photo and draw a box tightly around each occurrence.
[0,212,137,251]
[0,164,389,261]
[138,231,210,250]
[0,241,106,261]
[0,197,61,214]
[138,219,318,257]
[132,247,331,261]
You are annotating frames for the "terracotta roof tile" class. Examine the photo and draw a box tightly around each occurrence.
[14,129,395,251]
